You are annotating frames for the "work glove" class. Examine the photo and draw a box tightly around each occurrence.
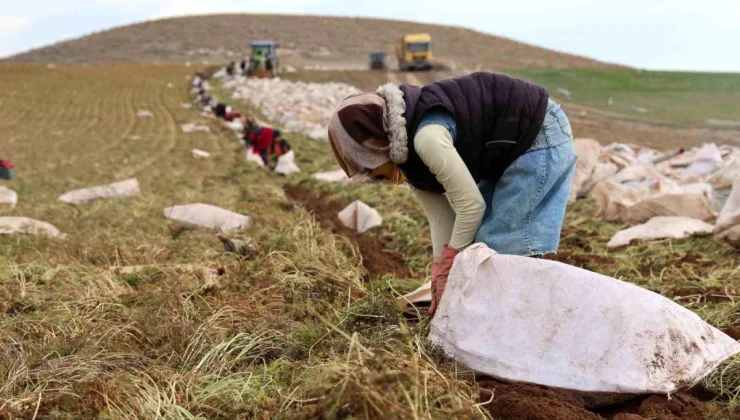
[428,245,459,317]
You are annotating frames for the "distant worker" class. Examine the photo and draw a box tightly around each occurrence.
[226,61,236,76]
[328,72,577,315]
[251,128,289,166]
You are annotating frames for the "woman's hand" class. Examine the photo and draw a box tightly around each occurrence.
[428,245,459,316]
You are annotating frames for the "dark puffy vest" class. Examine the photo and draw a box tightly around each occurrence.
[398,72,549,193]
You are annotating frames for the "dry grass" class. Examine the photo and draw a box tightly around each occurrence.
[1,63,739,419]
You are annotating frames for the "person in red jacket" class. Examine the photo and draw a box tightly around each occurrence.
[251,128,284,165]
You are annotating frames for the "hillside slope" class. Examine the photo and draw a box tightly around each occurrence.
[5,14,619,70]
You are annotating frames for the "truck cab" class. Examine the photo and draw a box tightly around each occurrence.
[396,33,433,71]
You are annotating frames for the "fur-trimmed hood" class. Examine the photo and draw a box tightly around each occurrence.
[376,83,408,164]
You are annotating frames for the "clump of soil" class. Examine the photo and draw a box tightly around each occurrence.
[542,250,615,270]
[478,379,710,420]
[284,184,410,279]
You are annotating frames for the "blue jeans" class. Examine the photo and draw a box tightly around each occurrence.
[474,100,577,256]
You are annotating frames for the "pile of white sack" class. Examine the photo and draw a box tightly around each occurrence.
[571,139,740,247]
[221,75,359,141]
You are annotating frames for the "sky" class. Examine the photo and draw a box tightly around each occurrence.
[1,0,739,72]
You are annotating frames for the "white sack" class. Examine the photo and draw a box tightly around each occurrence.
[680,183,714,201]
[608,216,714,248]
[181,103,193,109]
[707,158,740,190]
[274,150,300,175]
[429,243,740,394]
[398,281,431,308]
[59,178,140,204]
[682,143,723,180]
[624,193,717,225]
[0,186,18,208]
[580,163,618,196]
[245,148,266,167]
[312,169,349,183]
[223,119,243,132]
[592,180,651,222]
[191,149,210,159]
[569,138,601,201]
[0,217,64,238]
[181,123,211,133]
[163,203,251,234]
[715,179,740,235]
[337,200,382,234]
[717,225,740,247]
[136,110,153,118]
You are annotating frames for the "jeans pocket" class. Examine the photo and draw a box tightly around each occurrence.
[554,108,573,139]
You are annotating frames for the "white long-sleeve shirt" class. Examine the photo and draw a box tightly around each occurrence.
[413,124,486,261]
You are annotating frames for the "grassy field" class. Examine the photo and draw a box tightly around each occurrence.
[509,69,740,126]
[1,64,740,419]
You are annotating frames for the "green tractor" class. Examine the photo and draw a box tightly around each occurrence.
[247,41,278,78]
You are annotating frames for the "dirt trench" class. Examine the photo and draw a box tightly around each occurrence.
[284,184,410,279]
[478,379,713,420]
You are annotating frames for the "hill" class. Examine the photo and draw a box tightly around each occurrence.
[5,14,619,70]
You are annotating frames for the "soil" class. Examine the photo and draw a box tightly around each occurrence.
[478,379,710,420]
[542,250,615,270]
[284,184,410,279]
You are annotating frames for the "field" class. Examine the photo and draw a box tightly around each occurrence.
[1,63,740,419]
[508,69,740,126]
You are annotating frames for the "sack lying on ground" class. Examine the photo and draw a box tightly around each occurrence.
[274,150,300,175]
[163,203,251,234]
[0,217,64,238]
[0,186,18,208]
[429,243,740,394]
[245,148,266,167]
[312,169,349,183]
[580,162,618,197]
[337,200,382,234]
[707,158,740,190]
[624,193,716,225]
[682,143,724,179]
[570,138,601,202]
[608,216,714,248]
[59,178,140,204]
[715,180,740,243]
[182,123,211,133]
[192,149,210,159]
[592,180,651,222]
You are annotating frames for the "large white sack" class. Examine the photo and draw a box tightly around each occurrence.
[682,143,724,180]
[608,216,714,248]
[245,148,266,167]
[624,193,717,225]
[163,203,251,234]
[0,186,18,208]
[59,178,140,204]
[681,182,714,201]
[708,158,740,190]
[592,180,651,222]
[0,217,64,238]
[312,169,349,183]
[274,150,300,175]
[569,138,601,202]
[580,162,618,197]
[715,179,740,235]
[429,243,740,394]
[337,200,382,234]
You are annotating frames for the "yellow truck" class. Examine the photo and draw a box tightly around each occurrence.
[396,33,433,71]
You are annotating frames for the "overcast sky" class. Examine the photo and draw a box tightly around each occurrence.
[1,0,739,72]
